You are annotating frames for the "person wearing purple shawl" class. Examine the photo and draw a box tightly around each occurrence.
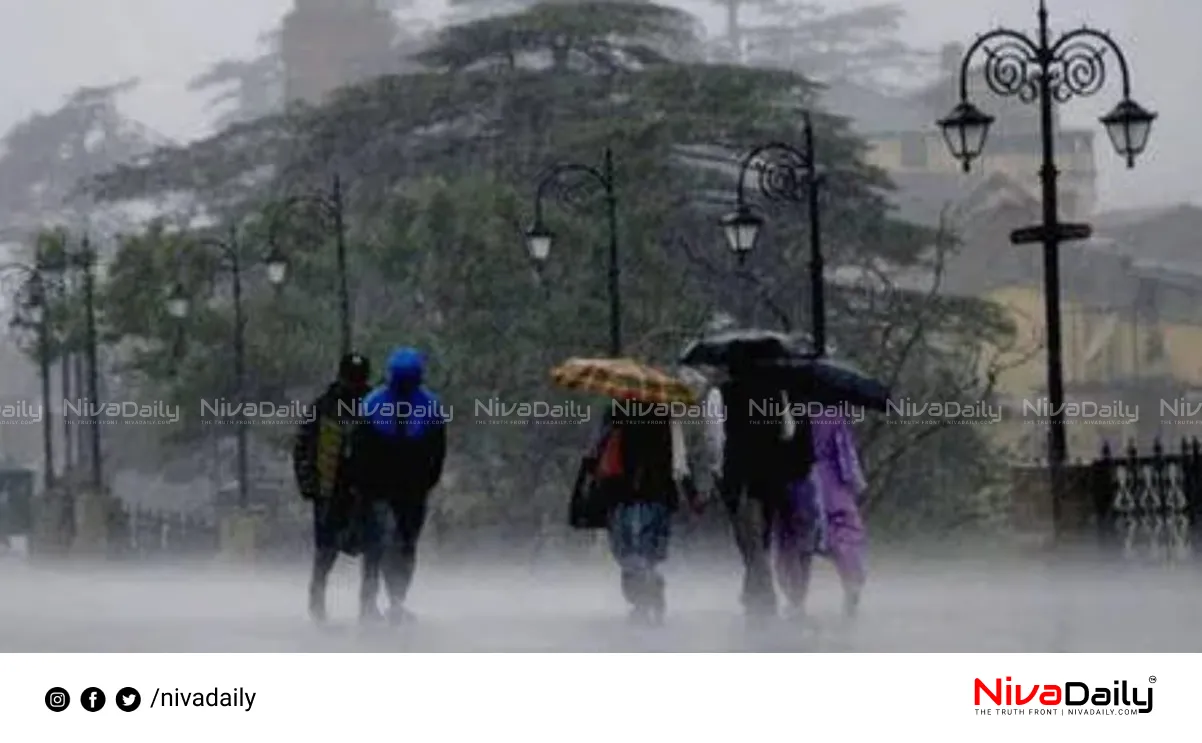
[774,410,868,619]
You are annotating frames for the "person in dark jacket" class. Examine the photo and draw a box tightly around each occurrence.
[596,402,694,625]
[710,367,800,622]
[293,352,372,624]
[352,346,448,624]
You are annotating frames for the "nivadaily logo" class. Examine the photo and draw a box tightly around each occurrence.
[974,677,1153,715]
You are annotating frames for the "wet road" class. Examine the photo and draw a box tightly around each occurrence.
[2,554,1201,652]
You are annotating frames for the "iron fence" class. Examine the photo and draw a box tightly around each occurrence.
[1012,437,1202,563]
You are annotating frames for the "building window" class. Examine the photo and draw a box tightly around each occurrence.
[899,132,928,168]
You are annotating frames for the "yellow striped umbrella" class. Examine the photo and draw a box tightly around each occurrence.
[550,358,698,405]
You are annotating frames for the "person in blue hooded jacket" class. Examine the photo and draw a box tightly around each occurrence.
[352,346,448,623]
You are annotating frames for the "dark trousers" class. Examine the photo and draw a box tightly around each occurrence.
[721,475,783,616]
[308,495,363,615]
[608,502,672,616]
[361,495,429,615]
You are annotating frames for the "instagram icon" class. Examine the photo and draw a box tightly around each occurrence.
[45,687,70,712]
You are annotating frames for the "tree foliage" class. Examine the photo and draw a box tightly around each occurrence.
[0,81,165,235]
[188,31,285,131]
[705,0,934,91]
[75,0,1011,535]
[742,2,935,90]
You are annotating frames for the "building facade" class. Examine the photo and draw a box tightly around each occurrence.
[823,43,1099,222]
[819,45,1202,459]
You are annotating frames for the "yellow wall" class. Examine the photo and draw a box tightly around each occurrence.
[864,131,1095,178]
[981,284,1202,457]
[985,285,1202,393]
[864,131,1097,218]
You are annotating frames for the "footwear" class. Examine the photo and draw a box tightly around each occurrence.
[308,590,328,624]
[782,603,807,623]
[359,599,384,625]
[744,600,777,628]
[387,605,416,626]
[308,602,327,625]
[842,590,861,620]
[627,606,655,626]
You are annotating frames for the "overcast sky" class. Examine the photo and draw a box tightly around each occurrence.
[0,0,1196,210]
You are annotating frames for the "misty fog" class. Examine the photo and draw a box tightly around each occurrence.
[4,551,1202,651]
[2,0,1200,653]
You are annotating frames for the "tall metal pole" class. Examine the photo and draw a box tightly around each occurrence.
[1035,2,1067,538]
[37,289,54,491]
[58,275,74,474]
[61,355,72,469]
[229,227,250,511]
[528,151,620,357]
[72,353,85,473]
[81,236,102,492]
[729,131,826,346]
[332,174,351,357]
[937,1,1155,542]
[803,113,826,358]
[603,147,621,358]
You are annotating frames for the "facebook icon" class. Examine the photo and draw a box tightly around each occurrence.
[81,687,106,712]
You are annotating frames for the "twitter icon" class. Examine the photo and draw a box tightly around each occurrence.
[116,687,141,712]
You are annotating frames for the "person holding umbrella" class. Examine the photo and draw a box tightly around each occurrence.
[709,373,797,620]
[760,347,882,622]
[683,323,887,622]
[552,357,699,625]
[682,325,801,621]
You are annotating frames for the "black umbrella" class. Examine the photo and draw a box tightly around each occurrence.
[679,328,810,369]
[755,355,891,412]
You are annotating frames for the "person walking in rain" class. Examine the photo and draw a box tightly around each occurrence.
[773,409,868,620]
[705,367,794,621]
[292,352,373,624]
[353,346,448,624]
[588,401,694,625]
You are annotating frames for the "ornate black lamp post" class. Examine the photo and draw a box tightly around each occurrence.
[525,147,621,357]
[166,227,288,510]
[265,175,351,357]
[719,111,826,356]
[936,0,1156,537]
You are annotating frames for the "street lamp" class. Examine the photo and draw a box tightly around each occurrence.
[165,282,189,320]
[722,111,827,356]
[937,0,1156,540]
[936,101,995,168]
[719,205,763,260]
[265,174,350,356]
[2,258,54,491]
[169,226,288,510]
[264,245,289,287]
[525,147,621,357]
[1099,99,1157,167]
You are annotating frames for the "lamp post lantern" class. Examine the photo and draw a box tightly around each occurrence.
[937,0,1156,540]
[266,174,350,356]
[722,111,826,356]
[525,147,621,357]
